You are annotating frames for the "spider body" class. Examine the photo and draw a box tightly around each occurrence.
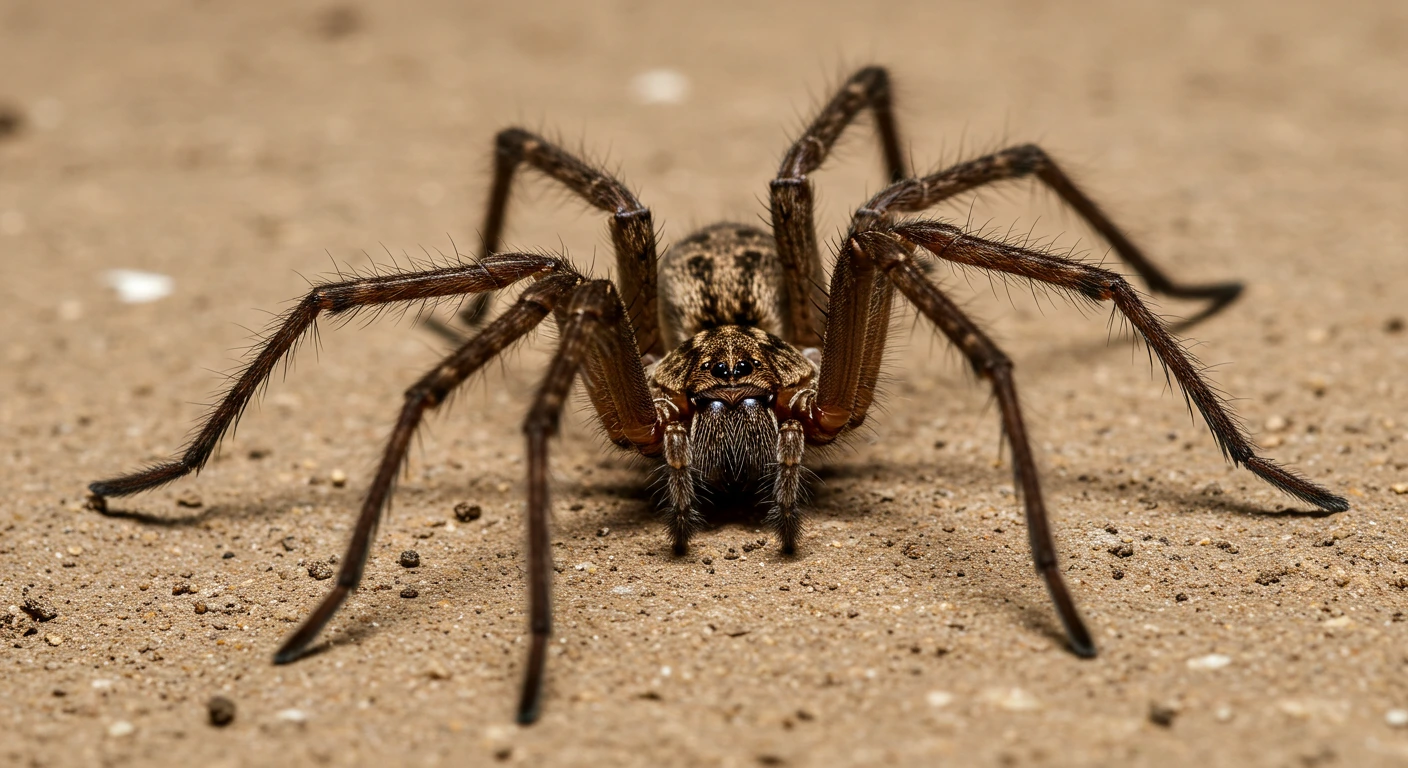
[89,67,1347,724]
[647,223,820,551]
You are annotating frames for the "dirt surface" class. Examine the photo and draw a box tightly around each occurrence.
[3,1,1407,766]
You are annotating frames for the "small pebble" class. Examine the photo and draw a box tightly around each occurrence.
[1108,544,1134,558]
[176,492,203,508]
[104,269,173,304]
[1264,415,1289,432]
[21,594,58,622]
[1149,701,1178,727]
[597,527,611,537]
[453,502,482,522]
[107,720,135,738]
[276,708,308,724]
[207,695,236,727]
[1187,653,1232,670]
[307,561,334,580]
[926,690,954,708]
[171,583,195,596]
[194,602,208,614]
[629,68,690,105]
[1387,709,1408,728]
[329,469,347,487]
[45,634,63,646]
[399,550,420,568]
[0,103,22,138]
[981,687,1040,712]
[1385,317,1404,334]
[400,587,419,599]
[222,551,236,560]
[1391,483,1408,495]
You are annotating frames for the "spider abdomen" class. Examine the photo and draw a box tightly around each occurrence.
[658,222,789,348]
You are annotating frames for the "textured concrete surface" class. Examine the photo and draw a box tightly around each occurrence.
[2,1,1406,766]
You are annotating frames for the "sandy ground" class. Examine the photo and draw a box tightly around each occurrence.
[3,1,1407,766]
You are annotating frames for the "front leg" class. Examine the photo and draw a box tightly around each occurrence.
[768,420,807,554]
[771,66,909,346]
[661,420,698,555]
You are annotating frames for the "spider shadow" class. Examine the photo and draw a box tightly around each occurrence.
[90,488,329,528]
[802,452,1343,651]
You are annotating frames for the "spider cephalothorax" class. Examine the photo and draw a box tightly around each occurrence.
[89,66,1347,724]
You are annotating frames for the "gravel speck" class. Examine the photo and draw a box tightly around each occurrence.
[399,550,420,568]
[308,561,334,580]
[926,690,954,708]
[276,708,308,724]
[21,593,57,622]
[194,602,208,614]
[176,491,203,508]
[107,720,135,738]
[454,502,482,522]
[329,468,348,487]
[222,551,236,560]
[981,687,1040,712]
[1149,701,1178,727]
[1108,544,1135,558]
[207,695,236,727]
[400,587,419,599]
[1187,653,1232,670]
[1387,709,1408,728]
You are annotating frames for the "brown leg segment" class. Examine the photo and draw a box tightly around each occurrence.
[770,66,909,347]
[516,279,654,723]
[90,253,577,500]
[860,143,1243,326]
[769,419,807,554]
[461,128,663,355]
[882,221,1348,512]
[815,234,1095,656]
[272,273,583,666]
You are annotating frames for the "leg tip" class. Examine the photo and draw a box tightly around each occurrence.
[515,704,540,726]
[1070,637,1098,659]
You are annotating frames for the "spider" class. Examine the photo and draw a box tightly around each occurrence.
[89,66,1348,724]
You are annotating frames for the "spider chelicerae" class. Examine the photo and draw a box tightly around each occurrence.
[90,66,1348,724]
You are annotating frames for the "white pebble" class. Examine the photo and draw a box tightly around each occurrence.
[610,585,634,595]
[630,69,690,105]
[104,269,174,304]
[107,720,135,738]
[926,690,954,708]
[1187,653,1232,670]
[1387,709,1408,728]
[276,708,308,723]
[981,687,1040,711]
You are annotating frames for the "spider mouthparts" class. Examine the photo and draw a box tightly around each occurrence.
[695,384,770,408]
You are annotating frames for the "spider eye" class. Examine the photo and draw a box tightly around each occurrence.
[733,360,753,377]
[710,361,731,379]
